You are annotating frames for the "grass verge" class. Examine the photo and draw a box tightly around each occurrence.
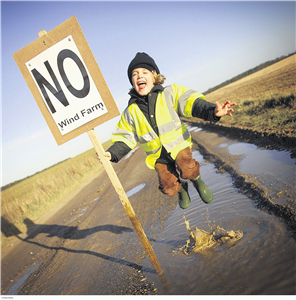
[218,92,296,132]
[1,140,112,246]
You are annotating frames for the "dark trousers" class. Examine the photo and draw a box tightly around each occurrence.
[155,147,200,197]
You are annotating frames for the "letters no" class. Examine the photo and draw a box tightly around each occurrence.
[31,49,90,114]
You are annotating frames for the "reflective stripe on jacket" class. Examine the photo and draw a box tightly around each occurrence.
[111,84,206,169]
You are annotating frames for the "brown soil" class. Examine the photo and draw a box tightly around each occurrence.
[204,54,296,104]
[184,54,296,156]
[188,123,296,233]
[183,117,296,156]
[2,55,295,295]
[2,119,295,295]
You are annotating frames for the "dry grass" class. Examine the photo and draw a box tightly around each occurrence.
[218,92,296,131]
[1,140,112,243]
[2,55,295,244]
[205,54,296,133]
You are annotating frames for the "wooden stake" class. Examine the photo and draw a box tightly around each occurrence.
[87,129,167,285]
[34,29,169,291]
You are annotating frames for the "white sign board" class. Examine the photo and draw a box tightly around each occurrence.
[26,35,108,135]
[13,16,119,145]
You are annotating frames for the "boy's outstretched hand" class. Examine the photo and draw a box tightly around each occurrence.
[214,100,236,117]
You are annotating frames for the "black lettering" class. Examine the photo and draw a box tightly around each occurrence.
[31,61,69,114]
[95,103,104,110]
[57,49,90,98]
[58,120,67,128]
[58,113,80,129]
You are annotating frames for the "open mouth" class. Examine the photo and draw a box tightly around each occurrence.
[137,81,146,89]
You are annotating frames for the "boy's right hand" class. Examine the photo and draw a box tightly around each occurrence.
[96,151,112,163]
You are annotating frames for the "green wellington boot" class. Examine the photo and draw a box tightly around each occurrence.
[178,181,191,209]
[191,176,213,204]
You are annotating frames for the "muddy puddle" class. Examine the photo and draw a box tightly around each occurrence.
[218,141,295,205]
[126,183,146,198]
[5,261,43,295]
[143,149,296,295]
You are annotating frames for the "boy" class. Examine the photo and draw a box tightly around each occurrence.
[99,52,236,209]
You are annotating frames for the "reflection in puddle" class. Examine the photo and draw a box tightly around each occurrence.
[187,125,202,132]
[6,261,43,295]
[192,151,204,164]
[124,146,139,160]
[143,160,296,295]
[126,183,145,197]
[91,196,100,203]
[194,128,202,132]
[219,142,295,190]
[226,142,257,155]
[68,213,84,224]
[68,207,89,224]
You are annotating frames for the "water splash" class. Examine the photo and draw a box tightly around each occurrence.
[180,217,243,255]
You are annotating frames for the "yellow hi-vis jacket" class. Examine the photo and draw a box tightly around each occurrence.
[111,84,207,169]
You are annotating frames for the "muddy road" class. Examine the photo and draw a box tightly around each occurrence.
[1,123,295,295]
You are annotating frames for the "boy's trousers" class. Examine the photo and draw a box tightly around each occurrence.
[155,147,200,197]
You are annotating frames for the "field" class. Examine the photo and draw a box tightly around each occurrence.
[1,140,112,244]
[1,54,295,245]
[204,54,296,136]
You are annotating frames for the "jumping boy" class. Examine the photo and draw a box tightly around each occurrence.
[99,52,236,209]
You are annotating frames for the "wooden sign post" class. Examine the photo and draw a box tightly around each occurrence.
[13,16,167,286]
[88,129,167,285]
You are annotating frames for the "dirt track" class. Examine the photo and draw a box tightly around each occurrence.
[1,120,295,295]
[1,145,176,295]
[2,55,295,295]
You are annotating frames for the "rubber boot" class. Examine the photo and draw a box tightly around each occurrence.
[178,181,191,209]
[190,176,213,204]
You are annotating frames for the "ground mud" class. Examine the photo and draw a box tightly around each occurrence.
[185,118,296,234]
[183,117,296,155]
[2,121,295,295]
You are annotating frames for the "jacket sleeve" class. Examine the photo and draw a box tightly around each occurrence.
[111,107,138,147]
[192,98,220,122]
[107,141,132,163]
[171,84,220,122]
[109,106,138,162]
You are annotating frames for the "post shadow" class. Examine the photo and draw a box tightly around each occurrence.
[23,218,134,240]
[23,218,185,249]
[1,216,156,274]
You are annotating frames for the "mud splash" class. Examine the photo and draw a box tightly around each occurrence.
[180,217,243,255]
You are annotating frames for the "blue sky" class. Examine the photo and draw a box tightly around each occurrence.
[1,1,295,186]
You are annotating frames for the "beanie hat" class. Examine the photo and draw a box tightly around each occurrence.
[127,52,160,85]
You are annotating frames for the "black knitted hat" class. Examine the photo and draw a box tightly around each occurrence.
[127,52,160,85]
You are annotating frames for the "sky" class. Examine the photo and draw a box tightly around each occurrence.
[1,0,295,186]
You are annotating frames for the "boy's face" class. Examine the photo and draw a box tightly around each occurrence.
[132,68,155,96]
